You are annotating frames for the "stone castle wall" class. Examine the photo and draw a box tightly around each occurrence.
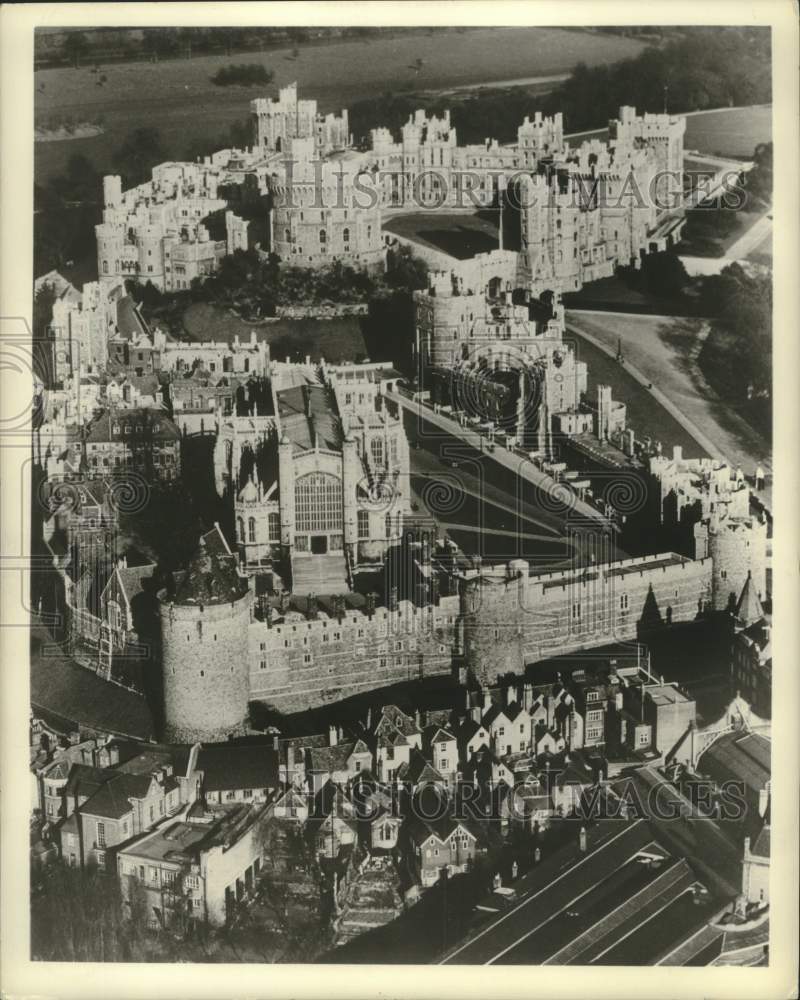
[246,596,460,714]
[461,553,713,687]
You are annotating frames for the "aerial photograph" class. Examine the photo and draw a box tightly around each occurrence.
[28,22,774,968]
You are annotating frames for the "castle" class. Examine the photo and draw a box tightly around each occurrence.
[91,85,686,301]
[157,523,717,742]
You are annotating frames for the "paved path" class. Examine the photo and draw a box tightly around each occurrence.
[566,311,772,509]
[680,213,772,276]
[389,387,612,531]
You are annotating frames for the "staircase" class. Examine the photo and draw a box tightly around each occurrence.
[291,553,349,596]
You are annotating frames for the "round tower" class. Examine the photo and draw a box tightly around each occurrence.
[159,536,252,742]
[461,560,529,686]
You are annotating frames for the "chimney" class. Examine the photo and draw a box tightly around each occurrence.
[366,706,372,730]
[483,690,492,712]
[414,708,421,730]
[506,685,517,707]
[579,825,587,853]
[523,683,533,710]
[328,724,337,747]
[272,735,279,751]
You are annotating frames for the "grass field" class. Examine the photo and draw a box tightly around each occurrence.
[568,105,772,159]
[383,211,501,259]
[566,310,771,472]
[181,301,367,362]
[34,27,646,184]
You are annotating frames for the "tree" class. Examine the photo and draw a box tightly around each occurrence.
[112,127,166,188]
[63,32,90,68]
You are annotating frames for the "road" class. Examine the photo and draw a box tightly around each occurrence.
[565,311,772,510]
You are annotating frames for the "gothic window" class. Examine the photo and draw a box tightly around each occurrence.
[370,438,384,467]
[268,512,280,541]
[357,509,369,539]
[295,473,343,533]
[319,229,327,245]
[343,227,350,246]
[237,517,244,541]
[248,517,256,543]
[385,513,392,539]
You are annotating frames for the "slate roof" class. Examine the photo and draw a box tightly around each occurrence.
[115,296,150,341]
[31,630,154,740]
[306,739,370,775]
[86,409,180,443]
[698,731,771,796]
[396,748,444,786]
[115,564,156,606]
[197,743,279,793]
[375,705,420,739]
[750,823,770,859]
[277,382,342,454]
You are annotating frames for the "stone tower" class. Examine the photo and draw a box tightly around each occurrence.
[461,559,530,687]
[158,535,252,742]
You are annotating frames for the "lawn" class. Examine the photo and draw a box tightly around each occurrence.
[676,207,767,259]
[383,211,500,260]
[181,301,367,363]
[565,310,771,473]
[34,27,647,185]
[567,105,772,159]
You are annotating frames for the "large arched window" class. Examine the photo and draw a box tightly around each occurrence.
[370,438,384,467]
[268,512,280,541]
[237,517,245,541]
[295,473,342,532]
[248,517,256,543]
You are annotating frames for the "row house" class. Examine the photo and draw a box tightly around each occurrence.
[305,730,373,793]
[195,743,279,806]
[58,751,192,870]
[408,815,486,888]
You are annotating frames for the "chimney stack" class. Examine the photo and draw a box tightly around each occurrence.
[328,724,337,747]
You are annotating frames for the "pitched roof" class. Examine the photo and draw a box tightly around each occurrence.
[376,705,420,739]
[306,739,370,775]
[30,627,154,740]
[115,564,156,606]
[735,572,765,627]
[750,823,770,859]
[698,731,771,795]
[396,748,444,786]
[197,743,279,793]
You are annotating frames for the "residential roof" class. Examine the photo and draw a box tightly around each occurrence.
[197,743,279,793]
[86,410,180,443]
[396,748,445,786]
[306,739,370,775]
